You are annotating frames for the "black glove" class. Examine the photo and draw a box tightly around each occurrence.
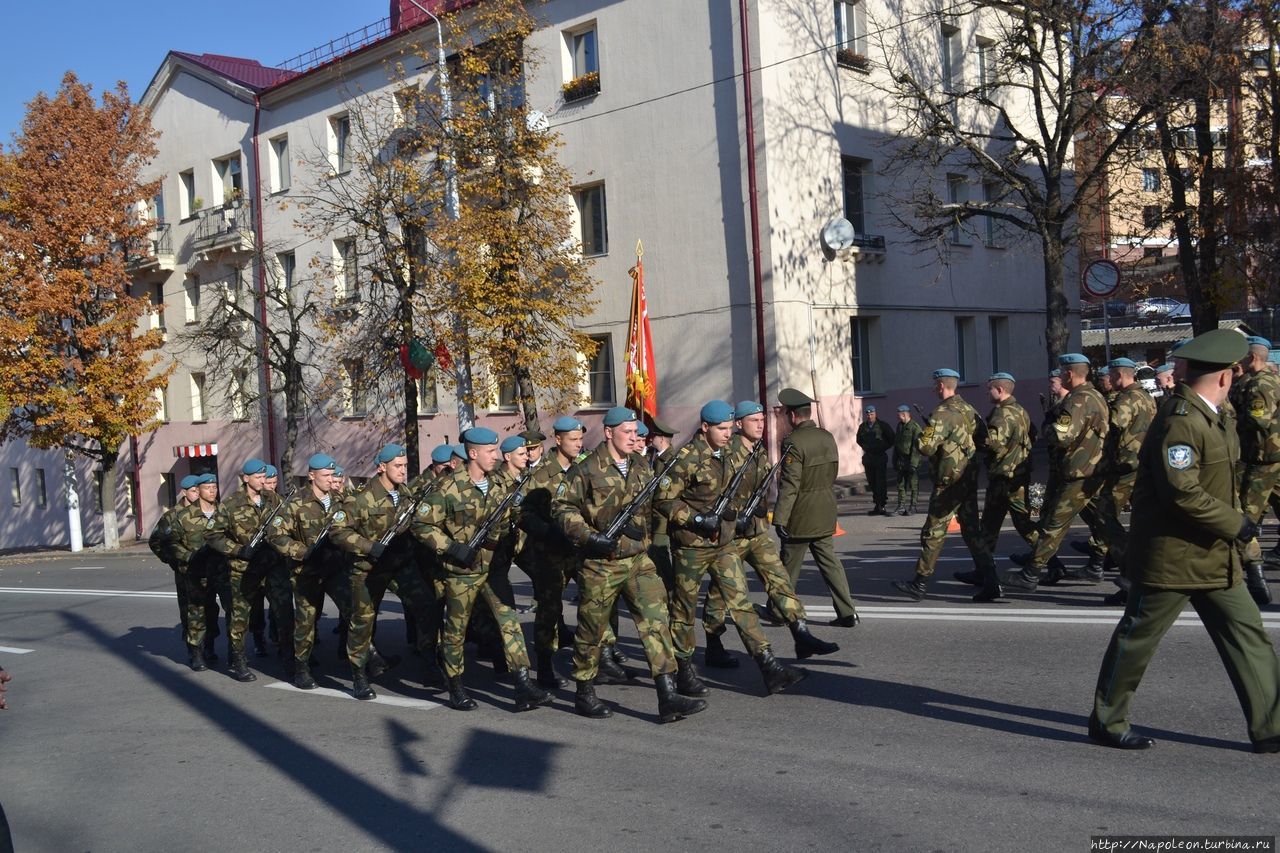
[753,503,768,519]
[302,544,317,561]
[735,518,749,537]
[622,520,646,541]
[774,525,789,541]
[1237,516,1261,543]
[237,545,255,561]
[584,532,618,558]
[368,541,386,561]
[1245,564,1273,607]
[692,513,721,536]
[444,541,478,568]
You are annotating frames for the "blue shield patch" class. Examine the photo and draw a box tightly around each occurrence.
[1167,444,1193,470]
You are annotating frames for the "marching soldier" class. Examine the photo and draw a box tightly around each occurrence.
[170,473,223,671]
[657,400,808,697]
[644,417,680,592]
[1090,329,1280,753]
[701,400,840,669]
[267,453,354,690]
[1234,336,1278,607]
[893,405,923,516]
[977,373,1036,555]
[1003,354,1109,592]
[553,406,707,723]
[410,428,552,713]
[856,405,894,515]
[149,474,200,639]
[892,369,1001,602]
[774,388,860,626]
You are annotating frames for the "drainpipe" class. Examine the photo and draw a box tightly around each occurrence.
[251,94,278,467]
[129,434,143,539]
[738,0,770,446]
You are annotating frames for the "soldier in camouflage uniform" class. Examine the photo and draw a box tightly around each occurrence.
[267,453,354,690]
[331,444,448,700]
[1004,354,1109,592]
[205,459,294,682]
[553,406,707,723]
[1234,336,1278,606]
[169,474,224,671]
[643,418,680,593]
[893,405,924,515]
[409,427,552,713]
[149,475,200,640]
[701,401,839,669]
[892,369,1002,602]
[657,400,808,697]
[979,373,1036,552]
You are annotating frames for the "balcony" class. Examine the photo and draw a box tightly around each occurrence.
[190,197,255,260]
[125,223,175,275]
[852,233,887,263]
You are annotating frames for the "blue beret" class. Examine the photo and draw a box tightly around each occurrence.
[500,435,525,454]
[864,405,876,413]
[451,444,467,460]
[603,406,637,427]
[461,427,498,445]
[552,416,585,433]
[1170,338,1193,353]
[308,453,336,470]
[1058,353,1090,365]
[636,421,650,437]
[988,372,1016,382]
[264,464,278,477]
[897,405,910,413]
[1049,368,1061,378]
[375,444,406,463]
[699,400,734,424]
[1096,366,1110,376]
[1155,362,1174,374]
[1247,336,1271,349]
[933,368,961,380]
[241,458,268,476]
[332,466,344,477]
[1108,358,1137,370]
[179,475,200,490]
[429,444,454,465]
[734,400,765,419]
[196,473,217,485]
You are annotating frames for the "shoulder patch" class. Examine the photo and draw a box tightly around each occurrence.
[272,516,284,528]
[1251,403,1266,419]
[1167,444,1193,470]
[417,503,429,515]
[205,519,216,530]
[660,475,671,488]
[1057,412,1072,426]
[333,510,346,523]
[555,482,567,498]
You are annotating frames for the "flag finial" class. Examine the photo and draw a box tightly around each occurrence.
[635,239,643,259]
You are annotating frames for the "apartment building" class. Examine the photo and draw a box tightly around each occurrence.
[0,0,1055,548]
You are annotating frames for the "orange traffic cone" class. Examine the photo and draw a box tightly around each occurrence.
[834,521,846,537]
[946,516,961,533]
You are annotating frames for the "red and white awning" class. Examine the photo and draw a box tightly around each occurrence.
[175,443,218,459]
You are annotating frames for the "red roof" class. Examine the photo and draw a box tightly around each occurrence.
[171,52,299,92]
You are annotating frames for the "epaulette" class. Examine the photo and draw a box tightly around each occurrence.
[1173,400,1189,416]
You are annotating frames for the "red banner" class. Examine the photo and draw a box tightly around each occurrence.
[625,246,658,418]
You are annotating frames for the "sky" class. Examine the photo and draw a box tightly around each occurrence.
[1,0,392,143]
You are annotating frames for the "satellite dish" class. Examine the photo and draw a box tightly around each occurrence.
[821,217,857,253]
[526,110,550,133]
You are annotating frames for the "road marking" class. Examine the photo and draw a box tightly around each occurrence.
[849,556,986,564]
[264,681,444,710]
[802,604,1280,627]
[70,566,105,571]
[0,646,34,654]
[0,587,175,599]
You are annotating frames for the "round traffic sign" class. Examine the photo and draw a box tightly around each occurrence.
[1083,259,1121,298]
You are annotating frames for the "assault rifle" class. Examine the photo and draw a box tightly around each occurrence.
[695,441,763,540]
[735,456,784,536]
[244,486,297,559]
[583,436,696,557]
[443,474,530,567]
[379,490,428,547]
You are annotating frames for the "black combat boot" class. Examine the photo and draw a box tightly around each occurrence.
[352,665,376,700]
[366,648,400,678]
[1041,556,1067,586]
[1001,568,1040,592]
[789,620,839,659]
[704,633,739,669]
[293,665,317,690]
[1245,563,1273,607]
[907,500,918,515]
[252,631,269,658]
[655,673,708,723]
[595,649,633,684]
[422,649,447,689]
[952,569,983,587]
[202,638,218,663]
[1103,588,1129,606]
[535,652,567,689]
[512,666,554,712]
[676,658,710,697]
[756,649,808,695]
[229,652,256,683]
[575,680,612,719]
[188,644,208,672]
[891,574,928,601]
[446,676,477,711]
[605,644,632,665]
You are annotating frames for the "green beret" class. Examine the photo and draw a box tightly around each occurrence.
[648,417,677,437]
[307,453,337,470]
[932,368,960,380]
[461,427,499,445]
[179,475,200,490]
[241,458,268,476]
[500,435,525,454]
[375,444,406,464]
[603,407,637,427]
[552,416,585,433]
[1058,353,1090,366]
[988,372,1016,383]
[734,400,765,419]
[1173,329,1248,368]
[429,444,454,464]
[778,387,813,408]
[1108,358,1137,370]
[699,400,734,424]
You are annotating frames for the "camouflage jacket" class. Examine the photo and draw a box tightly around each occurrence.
[206,489,283,573]
[855,419,894,457]
[1236,369,1280,464]
[169,502,217,567]
[147,504,185,568]
[1049,384,1109,480]
[330,478,414,567]
[920,394,983,488]
[1106,383,1158,475]
[655,433,740,549]
[893,419,924,469]
[553,441,654,559]
[521,454,577,554]
[410,467,522,575]
[726,433,772,539]
[267,488,347,571]
[647,446,678,541]
[985,397,1032,480]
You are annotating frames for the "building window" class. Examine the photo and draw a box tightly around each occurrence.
[418,369,439,415]
[232,369,250,421]
[976,37,993,93]
[956,317,976,382]
[9,468,20,507]
[183,275,200,324]
[330,114,352,173]
[1143,246,1164,260]
[982,181,1001,247]
[841,156,868,235]
[572,26,599,78]
[190,373,207,421]
[151,283,166,332]
[495,371,519,411]
[155,385,168,423]
[341,359,366,417]
[149,192,166,225]
[212,153,243,205]
[575,184,608,256]
[989,316,1009,373]
[947,174,968,244]
[35,468,47,508]
[1141,168,1161,192]
[1142,204,1162,229]
[276,251,295,294]
[579,334,615,407]
[179,169,196,219]
[395,87,419,124]
[941,24,962,92]
[836,1,867,54]
[334,238,358,301]
[161,472,176,509]
[93,470,104,513]
[269,135,290,193]
[850,317,879,394]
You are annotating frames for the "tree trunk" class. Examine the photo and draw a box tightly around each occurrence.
[1193,89,1220,335]
[64,450,83,552]
[514,359,539,428]
[282,361,302,482]
[1041,226,1070,368]
[454,328,476,432]
[400,296,421,476]
[99,447,121,550]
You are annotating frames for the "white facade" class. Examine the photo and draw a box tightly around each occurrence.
[0,0,1062,549]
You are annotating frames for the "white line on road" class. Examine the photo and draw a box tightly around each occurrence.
[264,681,443,710]
[69,566,105,571]
[0,587,175,599]
[0,646,34,654]
[802,605,1280,627]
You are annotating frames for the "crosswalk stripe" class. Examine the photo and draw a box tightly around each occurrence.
[263,681,444,709]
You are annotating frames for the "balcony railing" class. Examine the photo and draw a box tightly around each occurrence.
[125,222,175,272]
[191,198,254,255]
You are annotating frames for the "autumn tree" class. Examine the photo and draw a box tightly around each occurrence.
[0,73,171,549]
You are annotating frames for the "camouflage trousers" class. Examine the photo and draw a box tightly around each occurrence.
[527,548,580,657]
[649,536,676,594]
[230,564,294,660]
[914,471,997,580]
[1030,476,1105,570]
[1241,462,1280,563]
[572,552,676,682]
[671,545,769,659]
[1078,471,1137,567]
[980,471,1038,553]
[183,567,231,649]
[292,560,353,666]
[347,559,443,670]
[896,466,919,509]
[441,571,530,679]
[704,533,804,636]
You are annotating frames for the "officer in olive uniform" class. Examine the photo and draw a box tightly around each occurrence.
[149,475,200,639]
[856,405,895,515]
[893,405,924,515]
[1090,329,1280,753]
[1234,336,1279,606]
[892,369,1001,602]
[553,406,707,723]
[774,388,860,626]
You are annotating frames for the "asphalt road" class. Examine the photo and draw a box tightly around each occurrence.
[1,510,1278,852]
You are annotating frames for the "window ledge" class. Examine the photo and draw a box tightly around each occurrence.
[575,405,616,413]
[983,243,1006,250]
[341,415,368,421]
[853,392,885,399]
[271,188,291,197]
[582,251,609,259]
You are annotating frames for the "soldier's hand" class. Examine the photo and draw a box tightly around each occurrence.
[302,544,316,561]
[692,513,721,536]
[621,520,645,542]
[584,532,618,558]
[444,541,478,568]
[1237,516,1261,543]
[753,503,768,518]
[735,518,749,537]
[237,545,255,561]
[368,541,387,561]
[774,525,789,541]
